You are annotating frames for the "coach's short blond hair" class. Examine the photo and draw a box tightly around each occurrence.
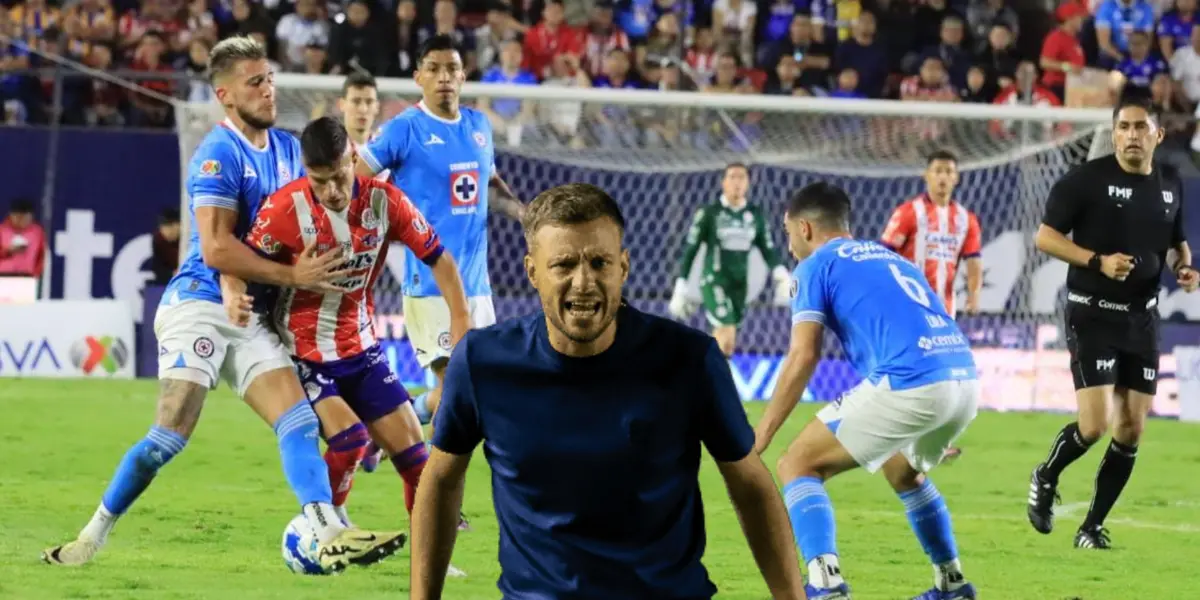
[522,183,626,250]
[207,35,267,84]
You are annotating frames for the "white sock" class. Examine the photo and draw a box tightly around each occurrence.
[79,505,117,545]
[934,558,965,591]
[333,504,354,528]
[807,554,845,589]
[303,502,347,544]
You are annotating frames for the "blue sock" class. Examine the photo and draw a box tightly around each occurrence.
[101,426,187,515]
[274,401,333,506]
[899,479,959,564]
[783,476,838,561]
[412,392,432,425]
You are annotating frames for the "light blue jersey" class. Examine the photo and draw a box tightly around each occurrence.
[791,238,976,390]
[165,120,305,306]
[360,102,495,298]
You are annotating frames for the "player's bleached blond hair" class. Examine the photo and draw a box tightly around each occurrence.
[207,35,267,84]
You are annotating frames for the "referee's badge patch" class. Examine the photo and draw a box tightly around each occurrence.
[790,277,799,298]
[1164,191,1174,203]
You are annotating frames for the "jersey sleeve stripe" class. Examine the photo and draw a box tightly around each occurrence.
[193,195,239,211]
[791,311,826,325]
[358,147,384,174]
[420,245,445,266]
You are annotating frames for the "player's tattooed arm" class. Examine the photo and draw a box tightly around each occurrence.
[488,172,525,221]
[197,206,349,291]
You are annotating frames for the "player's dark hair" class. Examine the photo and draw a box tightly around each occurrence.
[523,184,625,247]
[341,71,377,96]
[300,116,350,169]
[9,197,34,214]
[926,149,958,165]
[207,35,267,84]
[1112,92,1158,122]
[786,182,852,231]
[724,162,749,176]
[418,33,460,63]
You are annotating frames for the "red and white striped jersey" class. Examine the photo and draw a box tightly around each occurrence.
[880,193,982,317]
[246,176,443,362]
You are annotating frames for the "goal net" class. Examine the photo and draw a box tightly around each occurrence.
[176,78,1120,412]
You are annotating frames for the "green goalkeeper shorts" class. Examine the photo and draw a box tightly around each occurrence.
[701,281,746,328]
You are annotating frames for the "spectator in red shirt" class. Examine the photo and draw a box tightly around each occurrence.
[523,0,583,80]
[128,30,174,128]
[582,1,630,79]
[1040,1,1087,101]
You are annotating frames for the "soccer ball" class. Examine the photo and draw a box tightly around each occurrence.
[281,514,326,575]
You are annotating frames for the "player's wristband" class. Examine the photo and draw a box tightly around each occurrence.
[1087,254,1102,272]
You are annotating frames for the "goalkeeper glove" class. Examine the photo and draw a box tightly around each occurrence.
[771,266,792,307]
[668,278,695,320]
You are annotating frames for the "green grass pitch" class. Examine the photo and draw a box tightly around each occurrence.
[2,378,1198,599]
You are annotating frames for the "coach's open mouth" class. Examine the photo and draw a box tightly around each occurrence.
[564,300,602,318]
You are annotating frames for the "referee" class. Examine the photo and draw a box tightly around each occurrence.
[1026,94,1199,550]
[409,183,806,599]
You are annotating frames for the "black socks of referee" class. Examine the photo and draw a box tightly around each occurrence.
[1038,422,1095,484]
[1082,440,1138,529]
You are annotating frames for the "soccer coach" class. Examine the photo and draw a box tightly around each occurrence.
[410,183,807,599]
[1026,94,1200,550]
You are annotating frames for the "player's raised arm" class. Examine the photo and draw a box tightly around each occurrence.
[696,339,808,599]
[385,183,472,345]
[755,258,828,455]
[411,339,481,600]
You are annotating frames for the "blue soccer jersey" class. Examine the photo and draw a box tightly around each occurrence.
[791,238,977,389]
[433,304,755,599]
[165,121,304,306]
[359,102,494,298]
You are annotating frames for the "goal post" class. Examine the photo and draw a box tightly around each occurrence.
[175,78,1120,410]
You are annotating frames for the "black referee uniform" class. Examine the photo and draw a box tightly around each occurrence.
[1027,151,1187,549]
[1046,154,1184,394]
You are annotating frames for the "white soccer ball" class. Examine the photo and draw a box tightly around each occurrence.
[281,514,326,575]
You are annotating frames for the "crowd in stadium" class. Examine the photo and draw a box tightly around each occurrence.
[0,0,1198,142]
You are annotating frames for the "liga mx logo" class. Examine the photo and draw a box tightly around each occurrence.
[69,336,129,375]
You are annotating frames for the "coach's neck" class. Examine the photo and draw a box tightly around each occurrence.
[1116,156,1153,175]
[547,317,618,359]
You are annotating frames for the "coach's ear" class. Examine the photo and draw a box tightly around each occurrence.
[524,253,537,287]
[620,249,630,284]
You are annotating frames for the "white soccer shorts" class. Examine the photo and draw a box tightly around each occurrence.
[154,299,294,397]
[403,295,496,368]
[816,376,980,474]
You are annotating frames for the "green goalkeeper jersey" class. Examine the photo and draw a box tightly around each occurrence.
[676,197,782,284]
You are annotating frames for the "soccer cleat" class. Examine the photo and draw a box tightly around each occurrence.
[907,583,974,597]
[316,528,407,573]
[1073,525,1112,550]
[41,538,102,566]
[911,583,977,600]
[1027,466,1060,534]
[941,447,963,464]
[447,563,468,578]
[361,442,384,473]
[457,512,471,532]
[804,583,852,599]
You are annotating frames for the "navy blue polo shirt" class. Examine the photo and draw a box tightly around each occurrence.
[433,305,756,600]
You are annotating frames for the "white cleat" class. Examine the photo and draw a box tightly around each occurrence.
[42,538,102,566]
[447,563,468,578]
